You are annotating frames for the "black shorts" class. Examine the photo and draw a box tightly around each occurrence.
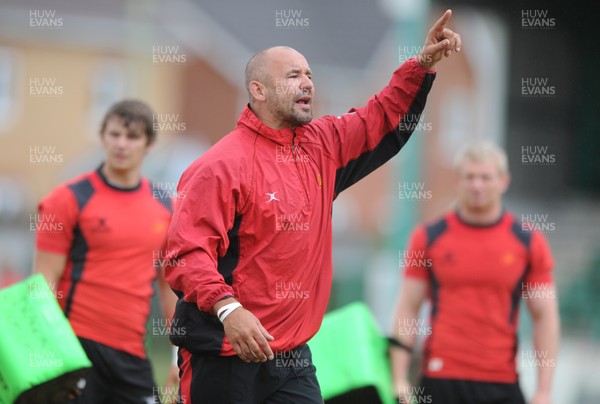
[72,337,160,404]
[178,344,322,404]
[416,376,526,404]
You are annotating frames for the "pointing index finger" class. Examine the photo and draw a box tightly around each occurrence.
[431,9,452,33]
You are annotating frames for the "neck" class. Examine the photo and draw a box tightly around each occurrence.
[457,203,503,226]
[101,164,141,188]
[249,104,290,130]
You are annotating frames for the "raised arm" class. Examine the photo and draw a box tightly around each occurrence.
[311,10,460,198]
[418,9,461,70]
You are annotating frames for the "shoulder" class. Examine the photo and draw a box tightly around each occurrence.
[178,130,255,193]
[143,179,173,214]
[505,211,534,248]
[41,171,96,209]
[421,213,451,247]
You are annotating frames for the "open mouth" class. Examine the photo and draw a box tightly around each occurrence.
[295,96,311,107]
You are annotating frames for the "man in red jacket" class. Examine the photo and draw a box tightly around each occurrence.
[166,10,461,403]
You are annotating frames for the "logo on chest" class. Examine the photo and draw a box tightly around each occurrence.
[89,217,112,233]
[265,192,280,203]
[441,251,455,265]
[151,219,168,234]
[261,190,309,232]
[501,252,516,265]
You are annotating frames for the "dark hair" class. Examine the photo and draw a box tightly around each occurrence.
[100,99,156,144]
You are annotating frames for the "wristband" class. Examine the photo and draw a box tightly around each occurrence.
[171,345,178,367]
[216,302,238,318]
[217,302,242,323]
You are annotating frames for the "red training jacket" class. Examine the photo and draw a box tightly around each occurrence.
[165,57,436,356]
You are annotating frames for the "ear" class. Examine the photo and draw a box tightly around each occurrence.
[99,131,108,148]
[249,80,267,102]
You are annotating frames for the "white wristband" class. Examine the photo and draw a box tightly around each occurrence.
[217,302,242,323]
[171,346,178,367]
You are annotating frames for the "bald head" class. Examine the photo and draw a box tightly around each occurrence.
[244,46,303,98]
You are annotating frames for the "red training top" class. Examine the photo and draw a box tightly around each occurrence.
[36,166,172,358]
[404,210,554,383]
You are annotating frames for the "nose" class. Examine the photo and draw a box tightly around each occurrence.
[115,134,128,148]
[300,75,313,93]
[469,176,484,191]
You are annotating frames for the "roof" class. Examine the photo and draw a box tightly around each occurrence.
[196,0,393,70]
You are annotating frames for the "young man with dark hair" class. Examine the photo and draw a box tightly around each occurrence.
[34,99,178,403]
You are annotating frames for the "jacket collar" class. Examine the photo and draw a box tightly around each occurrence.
[237,104,299,145]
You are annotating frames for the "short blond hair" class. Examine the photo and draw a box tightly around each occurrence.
[454,141,509,174]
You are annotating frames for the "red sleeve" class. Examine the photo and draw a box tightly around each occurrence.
[403,226,430,281]
[164,155,239,313]
[35,186,79,255]
[306,57,435,195]
[524,231,554,284]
